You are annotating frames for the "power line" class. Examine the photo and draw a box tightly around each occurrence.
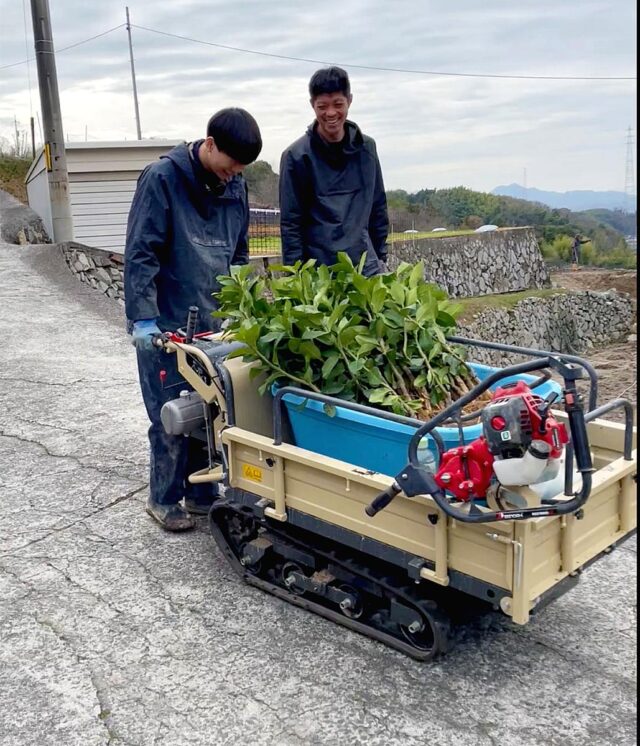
[2,19,635,81]
[0,23,125,70]
[132,23,636,81]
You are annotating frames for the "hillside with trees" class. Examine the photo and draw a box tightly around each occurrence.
[1,152,635,268]
[385,186,636,268]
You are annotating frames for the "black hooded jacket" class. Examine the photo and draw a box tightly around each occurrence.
[124,141,249,334]
[279,120,389,275]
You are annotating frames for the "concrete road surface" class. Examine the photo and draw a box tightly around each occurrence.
[0,237,636,746]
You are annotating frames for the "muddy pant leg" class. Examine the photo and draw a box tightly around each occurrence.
[136,346,191,508]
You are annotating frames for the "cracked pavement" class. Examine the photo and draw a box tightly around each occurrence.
[0,236,637,746]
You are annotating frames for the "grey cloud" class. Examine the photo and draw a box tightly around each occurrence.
[0,0,635,192]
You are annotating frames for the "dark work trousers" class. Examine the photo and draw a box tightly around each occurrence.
[136,345,210,507]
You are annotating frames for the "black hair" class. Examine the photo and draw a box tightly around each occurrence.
[308,66,351,99]
[206,107,262,165]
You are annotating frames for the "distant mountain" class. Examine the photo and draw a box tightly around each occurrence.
[492,183,636,213]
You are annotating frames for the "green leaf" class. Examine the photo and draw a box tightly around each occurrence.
[368,387,391,404]
[389,281,405,305]
[436,311,457,328]
[323,381,346,395]
[299,340,322,360]
[212,246,470,419]
[408,262,424,288]
[323,403,337,417]
[322,353,340,378]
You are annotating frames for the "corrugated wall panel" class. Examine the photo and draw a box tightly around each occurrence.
[71,203,132,216]
[74,224,127,237]
[69,180,137,192]
[73,213,131,227]
[70,191,136,205]
[68,178,137,253]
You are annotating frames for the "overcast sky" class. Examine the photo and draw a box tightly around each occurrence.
[0,0,636,193]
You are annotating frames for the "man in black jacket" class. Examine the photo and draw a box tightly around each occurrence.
[124,108,262,531]
[571,234,590,269]
[279,67,389,275]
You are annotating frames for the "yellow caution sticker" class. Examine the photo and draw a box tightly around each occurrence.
[242,464,263,483]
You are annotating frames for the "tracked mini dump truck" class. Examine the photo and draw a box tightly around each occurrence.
[156,311,637,661]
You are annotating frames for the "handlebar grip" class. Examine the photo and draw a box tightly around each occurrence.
[365,483,402,518]
[185,306,199,344]
[152,332,168,348]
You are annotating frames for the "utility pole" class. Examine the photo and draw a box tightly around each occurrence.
[126,7,142,140]
[30,116,36,159]
[30,0,73,242]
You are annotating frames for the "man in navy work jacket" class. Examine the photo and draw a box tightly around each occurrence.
[124,108,262,531]
[279,66,389,276]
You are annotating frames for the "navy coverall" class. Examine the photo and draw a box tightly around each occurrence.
[124,141,249,507]
[279,120,389,275]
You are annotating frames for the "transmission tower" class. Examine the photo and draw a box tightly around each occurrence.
[624,126,635,213]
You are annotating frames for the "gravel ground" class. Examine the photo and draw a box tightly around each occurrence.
[0,202,635,745]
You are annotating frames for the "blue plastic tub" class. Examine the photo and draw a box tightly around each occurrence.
[276,363,562,477]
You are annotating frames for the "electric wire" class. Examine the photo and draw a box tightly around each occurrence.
[0,23,125,70]
[2,19,635,81]
[131,23,636,81]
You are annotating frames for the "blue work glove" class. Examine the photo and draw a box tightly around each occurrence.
[131,319,162,351]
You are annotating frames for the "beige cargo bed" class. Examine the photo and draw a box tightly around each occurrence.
[222,414,636,625]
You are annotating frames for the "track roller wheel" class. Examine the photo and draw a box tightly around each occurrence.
[338,584,364,619]
[281,562,307,596]
[399,603,451,657]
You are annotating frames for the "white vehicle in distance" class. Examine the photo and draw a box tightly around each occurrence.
[431,227,447,232]
[403,229,419,234]
[474,224,498,233]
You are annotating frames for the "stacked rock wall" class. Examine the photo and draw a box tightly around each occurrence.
[458,291,635,366]
[388,227,550,298]
[59,242,635,364]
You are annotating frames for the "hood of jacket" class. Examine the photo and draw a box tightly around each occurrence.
[307,119,364,166]
[161,141,243,200]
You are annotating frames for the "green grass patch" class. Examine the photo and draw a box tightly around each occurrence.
[249,235,281,254]
[389,229,475,242]
[456,288,569,322]
[0,154,30,203]
[249,228,495,254]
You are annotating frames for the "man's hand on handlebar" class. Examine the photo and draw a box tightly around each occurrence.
[131,319,163,351]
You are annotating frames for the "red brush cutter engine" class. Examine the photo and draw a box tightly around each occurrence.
[434,380,569,501]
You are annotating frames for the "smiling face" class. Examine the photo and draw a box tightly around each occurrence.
[311,92,352,143]
[199,137,246,182]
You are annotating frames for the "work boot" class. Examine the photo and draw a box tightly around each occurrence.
[145,499,195,531]
[182,494,216,516]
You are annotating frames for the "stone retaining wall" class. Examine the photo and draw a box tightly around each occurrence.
[60,243,126,305]
[388,226,550,298]
[59,243,271,307]
[59,243,635,363]
[458,290,636,366]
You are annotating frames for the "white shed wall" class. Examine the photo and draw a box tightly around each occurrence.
[68,178,137,252]
[25,140,180,253]
[25,150,53,239]
[65,141,180,253]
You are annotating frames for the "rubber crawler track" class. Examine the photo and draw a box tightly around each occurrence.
[209,500,452,661]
